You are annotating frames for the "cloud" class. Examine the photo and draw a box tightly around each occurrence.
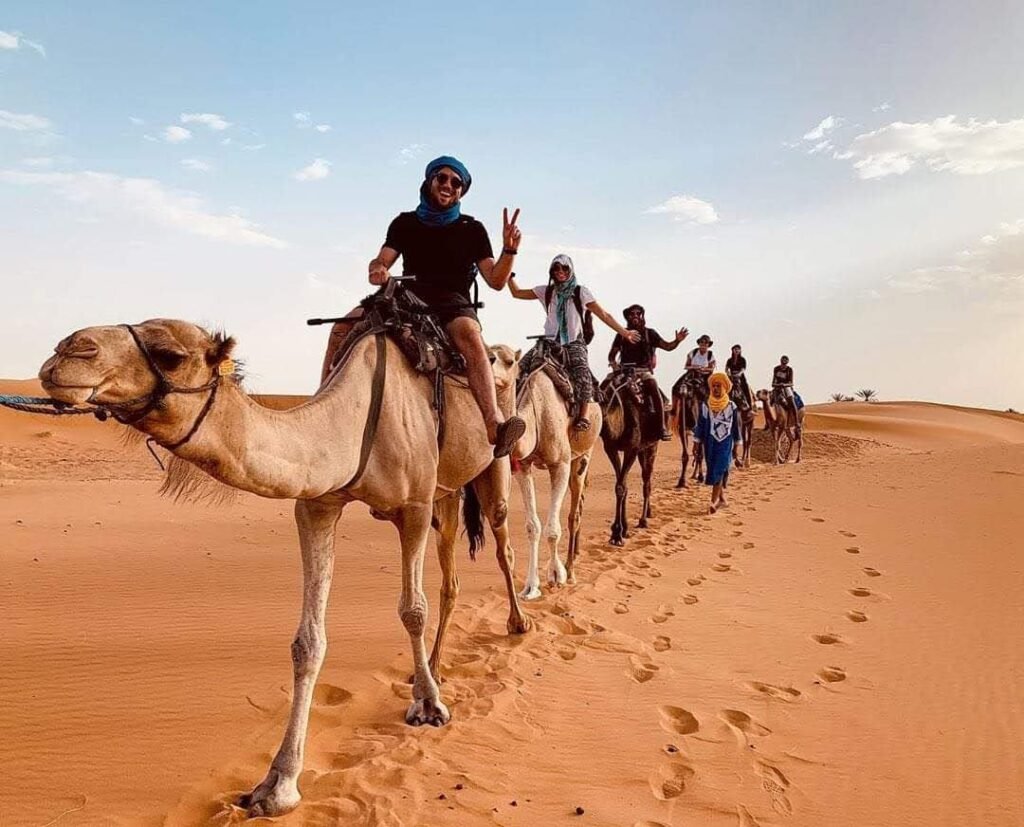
[645,194,719,225]
[293,111,311,126]
[839,116,1024,179]
[0,168,288,248]
[397,143,428,164]
[163,125,192,143]
[180,158,212,172]
[873,102,892,113]
[0,29,45,56]
[293,158,331,181]
[181,112,231,131]
[128,116,145,126]
[315,124,331,133]
[0,109,51,132]
[802,115,843,141]
[241,143,266,151]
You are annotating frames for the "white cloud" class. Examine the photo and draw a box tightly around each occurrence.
[293,158,331,181]
[0,168,288,248]
[128,116,145,126]
[803,115,843,141]
[315,124,331,133]
[0,29,45,56]
[645,194,719,225]
[0,110,51,132]
[241,143,266,152]
[181,112,231,131]
[180,158,212,172]
[397,143,428,164]
[873,102,892,113]
[293,111,311,126]
[840,116,1024,179]
[163,125,192,143]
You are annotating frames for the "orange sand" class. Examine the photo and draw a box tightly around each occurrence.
[2,382,1023,826]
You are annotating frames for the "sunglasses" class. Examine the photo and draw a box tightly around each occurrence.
[432,172,464,190]
[551,265,571,273]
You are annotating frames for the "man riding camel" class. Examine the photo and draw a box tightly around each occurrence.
[771,354,801,435]
[607,304,688,440]
[671,334,716,402]
[508,255,639,432]
[320,155,526,457]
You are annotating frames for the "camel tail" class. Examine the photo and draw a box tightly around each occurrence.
[462,485,485,561]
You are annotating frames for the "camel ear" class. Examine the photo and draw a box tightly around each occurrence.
[205,333,237,366]
[514,349,522,362]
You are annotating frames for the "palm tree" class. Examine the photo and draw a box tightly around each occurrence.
[856,389,878,402]
[830,393,845,402]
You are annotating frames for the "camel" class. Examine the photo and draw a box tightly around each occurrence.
[756,388,804,464]
[38,318,530,818]
[730,381,755,468]
[600,369,660,546]
[670,375,704,487]
[511,352,602,598]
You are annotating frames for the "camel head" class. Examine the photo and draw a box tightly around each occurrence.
[39,319,236,421]
[755,388,770,403]
[487,344,521,392]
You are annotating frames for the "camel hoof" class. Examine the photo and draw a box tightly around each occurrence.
[238,769,300,818]
[638,518,649,529]
[547,568,568,588]
[507,613,532,635]
[519,585,543,601]
[675,480,686,489]
[609,537,624,547]
[406,697,451,727]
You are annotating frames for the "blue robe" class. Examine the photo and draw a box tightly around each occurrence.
[694,401,742,486]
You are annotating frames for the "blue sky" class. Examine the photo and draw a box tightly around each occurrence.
[2,1,1023,407]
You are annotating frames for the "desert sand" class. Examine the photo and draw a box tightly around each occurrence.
[2,383,1023,827]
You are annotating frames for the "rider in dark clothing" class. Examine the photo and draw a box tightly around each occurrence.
[771,354,800,434]
[608,304,688,440]
[725,344,754,410]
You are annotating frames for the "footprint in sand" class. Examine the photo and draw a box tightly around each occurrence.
[617,579,646,592]
[614,603,630,614]
[653,635,672,652]
[629,656,660,683]
[737,805,764,827]
[743,541,755,549]
[757,762,793,815]
[818,665,847,683]
[313,684,353,707]
[658,705,700,735]
[731,530,744,537]
[846,610,868,623]
[812,632,844,645]
[634,560,651,569]
[686,575,705,586]
[840,530,857,538]
[845,546,860,554]
[649,569,663,578]
[682,594,699,605]
[863,567,882,577]
[811,517,826,523]
[801,507,813,512]
[720,709,772,736]
[746,681,802,702]
[849,587,873,598]
[730,520,745,527]
[718,551,733,559]
[652,605,675,624]
[649,761,696,800]
[711,563,732,573]
[558,646,578,660]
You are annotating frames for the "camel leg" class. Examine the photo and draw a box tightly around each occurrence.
[565,454,589,584]
[619,451,638,539]
[239,499,342,818]
[544,461,572,588]
[604,445,626,546]
[516,467,544,600]
[474,461,531,634]
[395,502,450,727]
[639,445,656,528]
[427,494,460,683]
[674,395,688,488]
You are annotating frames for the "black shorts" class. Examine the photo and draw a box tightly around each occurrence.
[408,287,479,328]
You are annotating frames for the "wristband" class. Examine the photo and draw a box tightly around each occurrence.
[502,247,518,256]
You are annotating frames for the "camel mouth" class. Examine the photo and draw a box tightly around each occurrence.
[40,381,96,405]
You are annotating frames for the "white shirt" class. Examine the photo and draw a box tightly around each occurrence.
[689,348,714,369]
[533,283,596,342]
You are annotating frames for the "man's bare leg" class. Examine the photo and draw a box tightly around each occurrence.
[447,317,524,456]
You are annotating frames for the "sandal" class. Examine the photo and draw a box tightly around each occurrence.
[493,416,526,458]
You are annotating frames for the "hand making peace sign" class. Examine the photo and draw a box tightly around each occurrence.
[502,207,522,253]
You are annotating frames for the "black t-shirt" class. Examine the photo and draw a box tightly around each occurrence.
[614,328,664,368]
[773,365,793,385]
[384,212,493,302]
[726,355,747,374]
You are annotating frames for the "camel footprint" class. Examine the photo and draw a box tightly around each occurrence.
[649,761,695,800]
[863,567,882,577]
[812,632,844,645]
[818,665,846,683]
[658,705,700,735]
[746,681,802,702]
[652,604,676,624]
[653,635,672,652]
[757,762,793,815]
[720,709,772,737]
[846,610,868,623]
[629,656,660,684]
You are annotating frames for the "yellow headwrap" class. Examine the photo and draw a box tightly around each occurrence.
[708,372,732,413]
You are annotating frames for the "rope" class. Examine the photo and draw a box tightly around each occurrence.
[0,395,103,417]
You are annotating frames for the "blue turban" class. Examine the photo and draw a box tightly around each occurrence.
[416,155,472,227]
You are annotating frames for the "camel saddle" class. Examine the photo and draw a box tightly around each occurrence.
[516,339,603,409]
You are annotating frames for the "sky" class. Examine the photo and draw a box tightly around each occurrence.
[2,1,1023,409]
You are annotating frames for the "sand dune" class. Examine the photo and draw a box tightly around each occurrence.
[3,385,1023,826]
